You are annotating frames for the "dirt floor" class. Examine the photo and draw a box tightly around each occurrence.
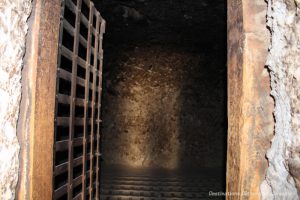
[95,0,227,170]
[100,164,224,200]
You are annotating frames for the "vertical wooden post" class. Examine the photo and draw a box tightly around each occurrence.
[27,0,61,199]
[227,0,274,199]
[95,18,105,200]
[67,0,82,199]
[82,2,94,199]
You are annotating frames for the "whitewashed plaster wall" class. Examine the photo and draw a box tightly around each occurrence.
[0,0,31,199]
[261,0,300,199]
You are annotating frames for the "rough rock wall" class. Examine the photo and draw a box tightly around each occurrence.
[0,0,31,199]
[261,0,300,199]
[102,47,226,169]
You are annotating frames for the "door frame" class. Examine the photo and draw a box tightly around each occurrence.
[17,0,61,199]
[17,0,105,199]
[227,0,273,199]
[17,0,273,199]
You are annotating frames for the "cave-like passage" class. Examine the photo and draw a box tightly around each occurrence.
[95,0,227,199]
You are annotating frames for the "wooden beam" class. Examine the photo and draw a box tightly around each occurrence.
[28,0,61,199]
[227,0,274,199]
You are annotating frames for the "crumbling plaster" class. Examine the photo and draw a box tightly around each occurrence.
[261,0,300,199]
[0,0,31,199]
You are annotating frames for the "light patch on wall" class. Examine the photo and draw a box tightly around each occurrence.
[105,77,181,169]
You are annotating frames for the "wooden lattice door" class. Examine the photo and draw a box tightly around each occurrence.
[53,0,105,199]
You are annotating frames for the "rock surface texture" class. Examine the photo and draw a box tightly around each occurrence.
[0,0,31,199]
[261,0,300,199]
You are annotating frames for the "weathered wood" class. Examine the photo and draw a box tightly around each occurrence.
[82,2,95,199]
[27,0,61,199]
[53,0,105,199]
[96,18,106,200]
[20,0,105,199]
[227,0,274,199]
[67,0,82,198]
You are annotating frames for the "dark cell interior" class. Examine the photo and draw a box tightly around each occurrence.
[54,0,227,197]
[96,0,227,199]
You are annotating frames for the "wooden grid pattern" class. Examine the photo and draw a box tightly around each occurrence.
[53,0,105,199]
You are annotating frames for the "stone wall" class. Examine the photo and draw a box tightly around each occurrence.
[101,47,226,169]
[261,0,300,199]
[0,0,32,199]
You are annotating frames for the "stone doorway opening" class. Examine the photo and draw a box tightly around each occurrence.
[8,0,298,199]
[96,0,227,199]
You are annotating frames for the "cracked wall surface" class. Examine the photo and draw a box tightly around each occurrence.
[261,0,300,199]
[0,0,31,199]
